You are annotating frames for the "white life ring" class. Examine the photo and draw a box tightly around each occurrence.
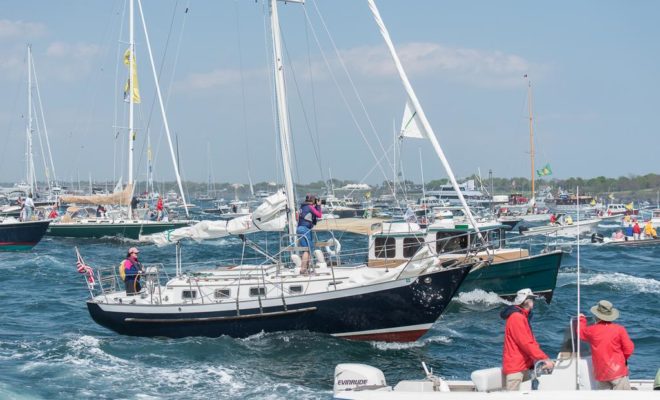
[324,238,341,257]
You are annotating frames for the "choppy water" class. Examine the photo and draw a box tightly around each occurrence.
[1,230,658,399]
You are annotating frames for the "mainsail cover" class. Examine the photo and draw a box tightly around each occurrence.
[141,191,288,246]
[59,183,133,206]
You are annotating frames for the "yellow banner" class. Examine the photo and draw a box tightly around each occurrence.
[123,49,141,104]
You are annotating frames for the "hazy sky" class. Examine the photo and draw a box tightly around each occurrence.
[0,0,658,187]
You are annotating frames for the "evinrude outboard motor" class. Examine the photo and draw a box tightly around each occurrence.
[591,233,604,243]
[518,225,530,235]
[334,364,388,393]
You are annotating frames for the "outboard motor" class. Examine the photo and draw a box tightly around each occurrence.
[334,364,388,393]
[518,225,530,235]
[591,233,604,243]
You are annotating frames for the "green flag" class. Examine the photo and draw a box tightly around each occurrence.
[536,163,552,177]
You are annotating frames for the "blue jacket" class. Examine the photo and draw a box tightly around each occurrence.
[123,259,142,280]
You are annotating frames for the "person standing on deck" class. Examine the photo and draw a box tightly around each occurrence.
[501,288,554,391]
[632,220,641,240]
[296,194,322,275]
[579,300,634,390]
[24,194,35,221]
[156,196,164,221]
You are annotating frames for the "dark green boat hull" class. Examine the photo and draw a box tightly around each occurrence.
[460,250,563,303]
[46,221,191,240]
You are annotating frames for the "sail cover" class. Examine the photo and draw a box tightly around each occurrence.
[400,100,427,139]
[141,191,288,246]
[59,183,133,206]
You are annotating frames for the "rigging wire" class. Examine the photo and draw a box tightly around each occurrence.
[303,2,396,196]
[234,0,256,195]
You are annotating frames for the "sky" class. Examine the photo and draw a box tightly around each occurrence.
[0,0,658,187]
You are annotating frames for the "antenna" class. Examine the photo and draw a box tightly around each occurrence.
[576,185,581,390]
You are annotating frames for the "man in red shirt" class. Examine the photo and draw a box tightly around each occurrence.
[579,300,634,390]
[501,288,555,391]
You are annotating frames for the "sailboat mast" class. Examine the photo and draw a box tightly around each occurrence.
[136,0,190,217]
[367,0,481,234]
[127,0,136,215]
[26,45,35,196]
[270,0,298,237]
[528,78,535,200]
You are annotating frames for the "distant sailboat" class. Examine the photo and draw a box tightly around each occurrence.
[46,0,190,240]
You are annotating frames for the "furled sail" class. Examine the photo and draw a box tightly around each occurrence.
[140,191,288,246]
[59,183,133,206]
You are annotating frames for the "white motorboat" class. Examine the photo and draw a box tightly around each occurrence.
[518,216,600,237]
[333,318,657,398]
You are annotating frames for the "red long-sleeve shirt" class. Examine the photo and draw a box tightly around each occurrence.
[502,306,549,375]
[579,316,634,382]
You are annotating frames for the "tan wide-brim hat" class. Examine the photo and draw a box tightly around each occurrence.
[590,300,620,322]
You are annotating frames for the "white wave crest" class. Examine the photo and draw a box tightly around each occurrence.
[582,272,660,294]
[455,289,510,306]
[370,335,451,350]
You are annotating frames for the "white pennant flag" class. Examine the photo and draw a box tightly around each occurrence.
[399,100,427,139]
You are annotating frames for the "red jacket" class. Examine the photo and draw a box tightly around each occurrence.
[632,223,641,234]
[501,306,549,375]
[579,317,634,382]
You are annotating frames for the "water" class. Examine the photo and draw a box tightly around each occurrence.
[0,233,658,399]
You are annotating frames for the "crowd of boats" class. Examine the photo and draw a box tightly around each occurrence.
[3,0,657,396]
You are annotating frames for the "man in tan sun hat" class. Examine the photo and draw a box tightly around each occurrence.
[500,288,554,390]
[579,300,634,390]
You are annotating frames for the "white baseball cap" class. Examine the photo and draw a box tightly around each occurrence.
[513,288,539,306]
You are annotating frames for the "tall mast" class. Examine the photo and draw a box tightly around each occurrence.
[26,45,35,196]
[127,0,136,216]
[367,0,481,234]
[270,0,299,237]
[136,0,190,216]
[528,78,535,200]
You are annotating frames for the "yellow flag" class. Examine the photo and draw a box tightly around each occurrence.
[625,202,633,210]
[123,49,141,104]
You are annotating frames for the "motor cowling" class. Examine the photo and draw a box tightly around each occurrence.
[591,233,604,243]
[334,363,387,393]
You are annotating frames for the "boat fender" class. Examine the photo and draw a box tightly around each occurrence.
[324,238,341,257]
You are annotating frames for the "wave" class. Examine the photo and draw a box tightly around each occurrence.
[370,335,452,351]
[454,289,510,307]
[582,272,660,294]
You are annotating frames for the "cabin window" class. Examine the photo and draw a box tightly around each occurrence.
[249,287,266,297]
[436,232,467,253]
[182,290,197,299]
[214,289,231,299]
[289,285,303,294]
[374,237,396,258]
[403,237,423,257]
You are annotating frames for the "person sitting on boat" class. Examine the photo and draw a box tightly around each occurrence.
[296,194,322,275]
[643,220,657,239]
[612,229,625,241]
[564,215,573,225]
[156,196,164,221]
[579,300,634,390]
[501,288,554,391]
[632,220,641,240]
[96,205,106,218]
[119,247,143,295]
[549,213,557,225]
